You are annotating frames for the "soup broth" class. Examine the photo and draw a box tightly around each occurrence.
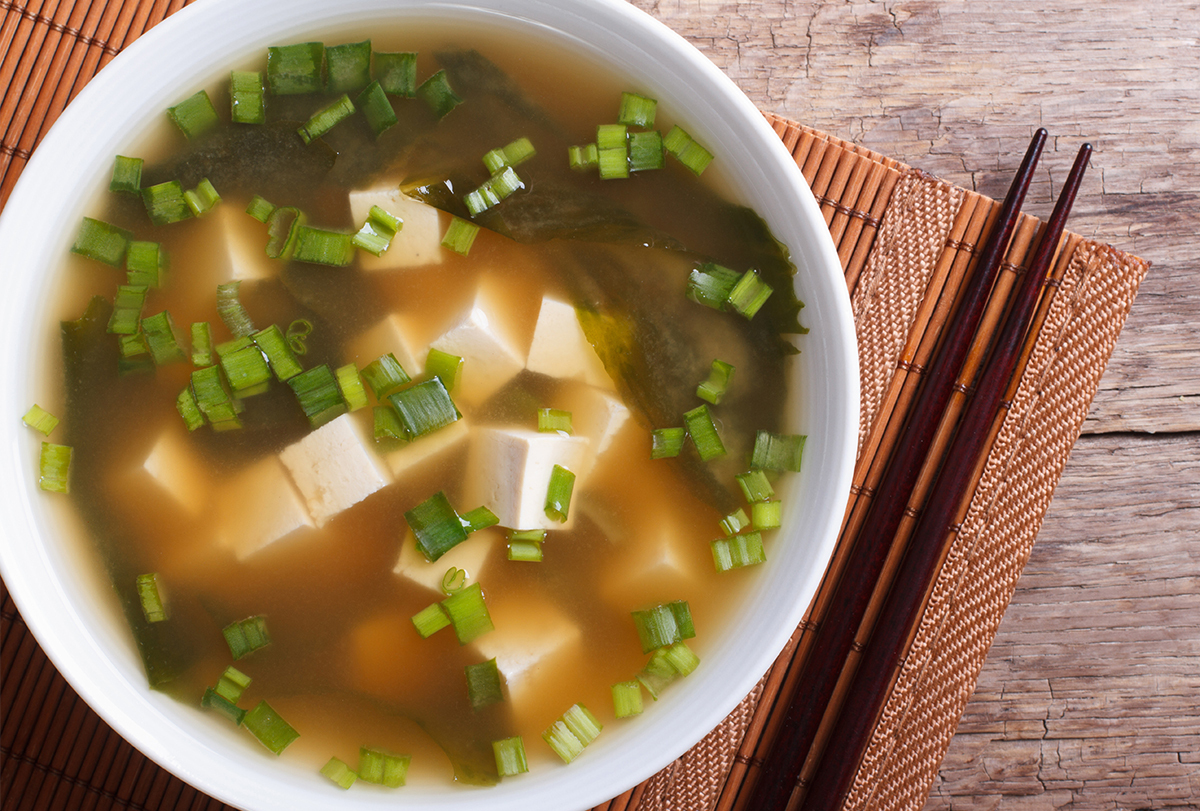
[48,21,805,787]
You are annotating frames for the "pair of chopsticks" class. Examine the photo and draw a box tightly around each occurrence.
[747,130,1093,811]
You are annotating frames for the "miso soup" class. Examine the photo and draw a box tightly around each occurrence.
[43,22,806,788]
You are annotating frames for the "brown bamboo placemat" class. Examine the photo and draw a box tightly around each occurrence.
[0,3,1150,810]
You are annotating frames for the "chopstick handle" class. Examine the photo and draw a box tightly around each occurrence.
[798,142,1093,811]
[743,128,1047,811]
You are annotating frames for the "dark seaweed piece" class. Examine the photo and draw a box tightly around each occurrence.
[278,261,388,335]
[435,49,567,139]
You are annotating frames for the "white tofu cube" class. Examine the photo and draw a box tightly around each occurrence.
[466,427,590,530]
[348,186,444,270]
[218,457,314,559]
[430,286,527,408]
[347,312,425,379]
[555,381,632,472]
[475,593,584,731]
[142,425,210,516]
[385,417,470,480]
[209,204,275,283]
[526,297,614,389]
[393,525,499,592]
[279,413,392,527]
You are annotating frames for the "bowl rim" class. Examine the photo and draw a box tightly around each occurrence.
[0,0,860,808]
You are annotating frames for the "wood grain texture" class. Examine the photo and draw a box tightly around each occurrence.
[634,0,1199,806]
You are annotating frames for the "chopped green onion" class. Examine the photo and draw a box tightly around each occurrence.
[663,124,714,175]
[142,180,192,225]
[353,219,393,256]
[664,641,700,676]
[611,680,643,718]
[492,737,529,777]
[441,566,467,595]
[720,508,750,536]
[125,240,164,287]
[191,365,240,428]
[441,582,494,645]
[265,206,303,258]
[374,51,417,96]
[183,178,221,216]
[245,194,275,223]
[597,146,629,180]
[425,348,462,391]
[107,285,148,335]
[628,130,665,172]
[507,538,543,562]
[71,217,131,266]
[441,216,479,256]
[216,281,255,337]
[253,324,303,381]
[358,747,411,787]
[141,311,187,365]
[190,322,213,367]
[223,615,270,659]
[286,319,312,355]
[711,531,766,571]
[412,602,451,638]
[320,756,357,789]
[537,408,572,434]
[727,269,774,319]
[266,42,325,95]
[696,359,735,405]
[483,137,536,173]
[292,225,355,265]
[215,666,251,703]
[118,333,152,375]
[230,70,265,124]
[464,184,501,217]
[416,69,462,118]
[176,387,204,431]
[544,464,575,523]
[753,500,783,530]
[287,364,347,427]
[461,506,499,534]
[631,600,695,653]
[637,648,678,699]
[465,167,524,216]
[568,143,598,171]
[219,341,271,397]
[362,353,411,399]
[356,80,397,137]
[617,91,657,128]
[388,378,460,438]
[109,155,143,193]
[683,404,726,461]
[736,469,775,503]
[324,40,371,93]
[373,405,406,443]
[650,427,685,459]
[406,491,469,562]
[336,364,368,411]
[136,573,167,622]
[297,94,356,145]
[686,262,741,309]
[22,405,59,436]
[596,123,627,150]
[201,688,246,725]
[167,90,219,140]
[750,430,806,472]
[243,701,299,755]
[543,704,601,763]
[465,658,504,709]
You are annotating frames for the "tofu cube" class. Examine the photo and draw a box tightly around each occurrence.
[430,286,527,408]
[142,425,210,516]
[475,593,585,731]
[385,417,470,481]
[279,413,392,527]
[348,186,444,270]
[526,297,614,389]
[466,427,591,531]
[218,457,314,559]
[347,312,425,379]
[393,525,499,592]
[555,381,631,474]
[209,204,276,283]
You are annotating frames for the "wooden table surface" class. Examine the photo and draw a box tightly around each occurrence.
[636,0,1200,807]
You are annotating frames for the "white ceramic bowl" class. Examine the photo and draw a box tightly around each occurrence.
[0,1,858,809]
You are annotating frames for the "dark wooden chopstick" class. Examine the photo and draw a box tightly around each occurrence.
[798,141,1094,811]
[743,128,1048,811]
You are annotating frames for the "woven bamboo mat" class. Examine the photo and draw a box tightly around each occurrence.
[0,2,1150,810]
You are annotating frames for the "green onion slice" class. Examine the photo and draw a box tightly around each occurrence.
[109,155,143,194]
[696,359,735,405]
[388,378,460,438]
[537,408,573,434]
[266,42,325,95]
[416,69,462,118]
[107,285,148,335]
[663,124,714,175]
[71,217,131,266]
[373,404,407,443]
[405,491,469,562]
[461,506,500,534]
[265,206,304,259]
[291,225,355,266]
[287,364,347,427]
[492,736,529,777]
[753,500,783,530]
[167,90,219,140]
[359,747,411,787]
[297,94,356,145]
[441,216,480,255]
[617,91,657,127]
[336,363,368,411]
[320,756,357,789]
[223,615,270,659]
[176,387,204,431]
[190,322,213,367]
[568,143,599,171]
[750,430,806,472]
[230,70,265,124]
[253,324,303,381]
[362,353,411,399]
[720,508,751,537]
[544,464,576,523]
[683,404,727,461]
[356,80,398,137]
[141,311,187,365]
[711,531,767,571]
[136,573,168,622]
[216,281,255,337]
[736,469,776,503]
[543,704,602,763]
[628,130,665,172]
[245,194,275,223]
[611,680,644,719]
[373,51,417,96]
[686,262,741,310]
[650,427,685,459]
[324,40,371,93]
[412,602,451,638]
[201,688,246,725]
[631,600,695,653]
[142,180,192,225]
[425,348,462,391]
[441,582,494,645]
[183,178,221,216]
[215,666,251,703]
[242,701,299,754]
[22,405,59,436]
[727,269,774,319]
[125,240,164,288]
